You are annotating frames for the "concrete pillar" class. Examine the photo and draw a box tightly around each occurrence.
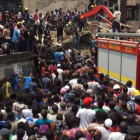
[118,0,121,11]
[120,0,127,22]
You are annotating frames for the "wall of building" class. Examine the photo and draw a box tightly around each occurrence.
[24,0,87,15]
[0,52,34,79]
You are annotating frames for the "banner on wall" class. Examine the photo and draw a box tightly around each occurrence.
[13,63,22,76]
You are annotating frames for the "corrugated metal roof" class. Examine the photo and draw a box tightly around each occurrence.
[127,0,137,6]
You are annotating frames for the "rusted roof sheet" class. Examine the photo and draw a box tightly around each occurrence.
[127,0,137,6]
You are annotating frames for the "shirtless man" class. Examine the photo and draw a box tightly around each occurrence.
[80,63,90,76]
[0,24,11,43]
[62,65,70,85]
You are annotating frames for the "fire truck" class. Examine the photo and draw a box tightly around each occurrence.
[73,5,140,89]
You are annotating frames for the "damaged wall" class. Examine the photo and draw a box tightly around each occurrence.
[0,52,34,79]
[24,0,87,15]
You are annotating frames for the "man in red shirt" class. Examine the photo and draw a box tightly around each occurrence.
[34,9,39,21]
[50,61,57,75]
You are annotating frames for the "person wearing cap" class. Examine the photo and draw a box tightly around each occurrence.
[108,121,127,140]
[59,102,67,115]
[0,128,10,140]
[12,22,21,52]
[22,7,29,22]
[64,21,72,35]
[56,64,63,82]
[113,84,121,99]
[76,97,95,129]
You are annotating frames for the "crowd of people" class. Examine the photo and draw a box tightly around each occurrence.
[0,42,140,140]
[0,6,89,54]
[0,2,140,140]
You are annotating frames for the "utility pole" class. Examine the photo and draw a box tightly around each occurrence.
[118,0,121,11]
[87,0,88,10]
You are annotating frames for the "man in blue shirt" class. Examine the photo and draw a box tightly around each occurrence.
[24,75,32,92]
[12,23,21,52]
[12,74,19,92]
[54,51,63,63]
[33,109,53,127]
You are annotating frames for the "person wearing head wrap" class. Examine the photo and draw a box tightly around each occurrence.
[76,97,95,129]
[0,128,10,140]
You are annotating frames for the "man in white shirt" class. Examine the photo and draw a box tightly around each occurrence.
[69,73,78,87]
[57,64,63,82]
[108,121,127,140]
[76,97,95,129]
[112,5,121,33]
[22,99,33,119]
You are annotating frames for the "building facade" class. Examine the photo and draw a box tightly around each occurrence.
[0,0,23,13]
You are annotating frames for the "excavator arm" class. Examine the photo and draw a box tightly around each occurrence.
[73,5,114,25]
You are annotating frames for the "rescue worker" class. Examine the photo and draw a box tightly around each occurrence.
[64,21,72,35]
[22,7,29,22]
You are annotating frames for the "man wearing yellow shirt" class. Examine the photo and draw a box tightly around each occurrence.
[5,82,11,98]
[3,79,11,99]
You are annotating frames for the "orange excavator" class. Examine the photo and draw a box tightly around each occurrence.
[73,5,114,26]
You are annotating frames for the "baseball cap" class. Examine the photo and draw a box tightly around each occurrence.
[60,102,66,108]
[113,84,120,90]
[25,7,28,11]
[39,125,49,134]
[104,119,112,128]
[132,90,140,97]
[64,85,70,91]
[86,89,93,95]
[127,101,136,112]
[83,97,93,106]
[17,22,21,25]
[57,64,61,67]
